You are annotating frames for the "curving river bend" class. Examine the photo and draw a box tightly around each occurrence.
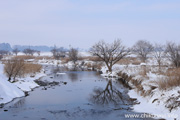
[0,66,157,120]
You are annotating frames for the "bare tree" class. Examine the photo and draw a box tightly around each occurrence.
[68,48,79,64]
[4,59,25,82]
[133,40,153,62]
[165,42,180,67]
[0,50,9,59]
[51,46,58,58]
[23,48,35,56]
[36,50,41,56]
[12,48,20,56]
[59,47,66,58]
[90,39,129,72]
[0,50,9,56]
[51,46,66,60]
[153,44,165,71]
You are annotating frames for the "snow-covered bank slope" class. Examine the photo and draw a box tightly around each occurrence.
[100,65,180,120]
[0,63,46,104]
[0,64,24,104]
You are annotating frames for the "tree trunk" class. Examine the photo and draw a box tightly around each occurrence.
[107,65,112,73]
[8,77,11,81]
[105,62,112,73]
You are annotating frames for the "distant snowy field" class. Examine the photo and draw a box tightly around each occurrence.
[17,52,91,57]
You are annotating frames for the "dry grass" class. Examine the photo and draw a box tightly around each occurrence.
[4,59,42,81]
[61,57,70,64]
[80,56,102,61]
[117,57,142,65]
[13,55,35,60]
[92,62,103,70]
[22,63,42,76]
[84,62,92,68]
[13,55,53,61]
[157,68,180,90]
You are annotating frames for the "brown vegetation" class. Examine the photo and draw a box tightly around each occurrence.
[22,63,42,76]
[13,55,35,60]
[61,57,70,64]
[157,68,180,90]
[117,57,141,65]
[4,58,42,82]
[4,59,25,81]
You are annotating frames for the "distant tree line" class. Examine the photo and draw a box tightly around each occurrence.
[50,46,79,66]
[0,48,41,59]
[0,40,180,71]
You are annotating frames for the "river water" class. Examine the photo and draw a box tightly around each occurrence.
[0,66,157,120]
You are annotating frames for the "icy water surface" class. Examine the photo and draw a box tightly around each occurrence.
[0,66,157,120]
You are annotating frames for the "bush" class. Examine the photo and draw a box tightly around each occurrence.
[4,59,25,82]
[157,68,180,90]
[4,58,42,82]
[23,63,42,75]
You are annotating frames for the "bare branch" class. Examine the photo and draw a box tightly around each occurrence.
[90,39,129,72]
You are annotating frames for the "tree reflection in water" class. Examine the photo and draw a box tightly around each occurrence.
[89,80,132,107]
[68,72,78,82]
[11,98,25,108]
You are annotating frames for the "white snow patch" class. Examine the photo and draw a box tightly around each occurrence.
[0,64,24,104]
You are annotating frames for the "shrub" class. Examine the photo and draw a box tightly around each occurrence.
[157,68,180,90]
[117,57,141,65]
[23,63,42,76]
[61,57,69,64]
[4,58,42,82]
[4,59,25,82]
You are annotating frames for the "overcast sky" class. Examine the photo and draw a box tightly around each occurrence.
[0,0,180,49]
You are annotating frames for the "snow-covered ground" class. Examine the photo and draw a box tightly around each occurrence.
[0,64,24,104]
[0,63,46,105]
[100,57,180,120]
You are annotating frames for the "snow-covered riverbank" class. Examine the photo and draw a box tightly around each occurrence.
[0,63,46,105]
[100,64,180,120]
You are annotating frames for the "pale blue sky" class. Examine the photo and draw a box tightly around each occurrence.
[0,0,180,49]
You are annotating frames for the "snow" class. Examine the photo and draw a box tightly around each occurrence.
[0,63,46,104]
[79,52,91,57]
[0,64,24,104]
[99,56,180,120]
[140,63,146,66]
[14,72,46,91]
[56,73,66,75]
[128,89,180,120]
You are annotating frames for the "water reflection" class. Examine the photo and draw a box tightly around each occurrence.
[89,80,132,107]
[12,98,25,108]
[67,72,78,82]
[52,66,68,74]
